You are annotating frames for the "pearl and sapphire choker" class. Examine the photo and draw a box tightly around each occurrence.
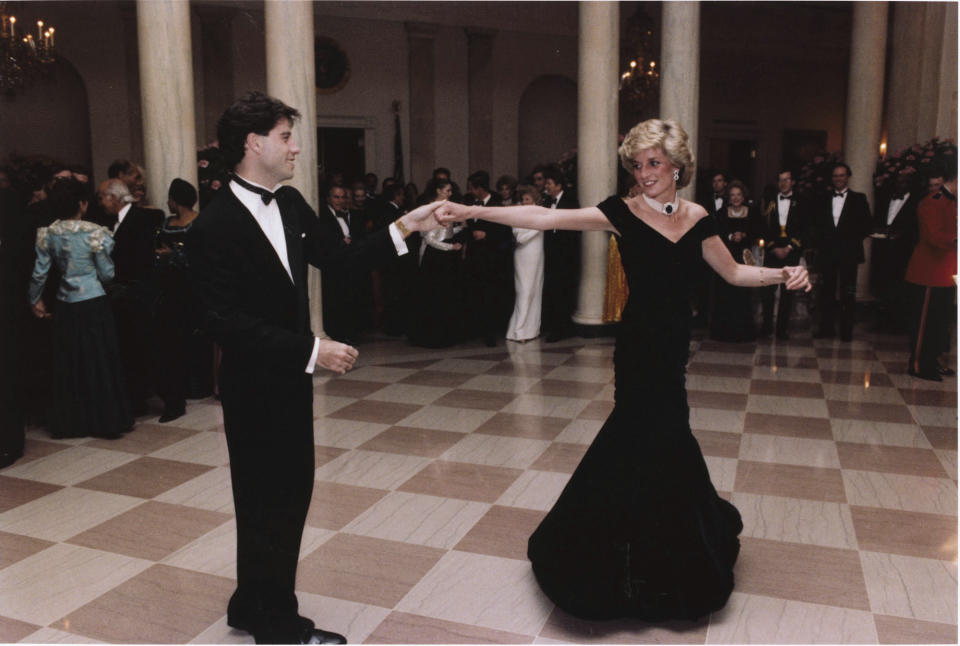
[642,193,679,216]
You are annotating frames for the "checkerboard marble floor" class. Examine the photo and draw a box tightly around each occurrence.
[1,327,956,644]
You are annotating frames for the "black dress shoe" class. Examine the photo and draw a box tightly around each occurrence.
[938,366,956,377]
[158,408,186,423]
[301,628,347,645]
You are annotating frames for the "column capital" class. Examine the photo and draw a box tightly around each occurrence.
[405,21,439,39]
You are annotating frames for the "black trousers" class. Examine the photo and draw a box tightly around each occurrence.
[817,262,858,338]
[909,284,954,374]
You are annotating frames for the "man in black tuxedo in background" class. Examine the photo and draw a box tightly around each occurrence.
[870,171,920,332]
[187,92,439,645]
[760,169,807,339]
[377,184,417,336]
[319,184,366,343]
[811,163,873,341]
[98,178,163,415]
[541,166,581,342]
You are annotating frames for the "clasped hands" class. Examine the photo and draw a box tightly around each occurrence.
[781,265,811,291]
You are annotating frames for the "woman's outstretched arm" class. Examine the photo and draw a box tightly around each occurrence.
[437,200,615,233]
[702,235,811,291]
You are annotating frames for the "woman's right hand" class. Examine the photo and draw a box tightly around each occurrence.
[436,201,470,225]
[32,299,51,319]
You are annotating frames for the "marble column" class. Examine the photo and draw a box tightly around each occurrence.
[264,0,322,331]
[659,1,700,202]
[573,1,619,327]
[843,2,887,299]
[136,0,197,206]
[466,28,496,175]
[406,22,438,190]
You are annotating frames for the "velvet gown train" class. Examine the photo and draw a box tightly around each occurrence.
[527,196,743,621]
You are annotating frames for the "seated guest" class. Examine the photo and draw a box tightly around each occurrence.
[29,177,132,439]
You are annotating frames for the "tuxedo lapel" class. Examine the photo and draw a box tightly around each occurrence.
[226,189,296,288]
[278,198,303,290]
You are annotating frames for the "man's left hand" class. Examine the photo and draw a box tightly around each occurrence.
[398,201,444,233]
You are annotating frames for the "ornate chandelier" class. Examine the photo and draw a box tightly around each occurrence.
[1,2,57,95]
[619,6,659,112]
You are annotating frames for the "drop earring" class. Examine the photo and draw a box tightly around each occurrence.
[673,169,680,182]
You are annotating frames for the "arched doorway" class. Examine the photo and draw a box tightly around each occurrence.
[518,75,577,179]
[0,57,92,172]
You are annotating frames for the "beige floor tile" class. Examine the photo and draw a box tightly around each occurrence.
[822,383,906,406]
[496,470,570,511]
[427,358,501,374]
[751,365,822,382]
[530,443,588,474]
[399,461,523,503]
[842,470,957,515]
[13,439,71,466]
[0,475,62,513]
[685,374,752,394]
[739,433,841,468]
[326,400,425,425]
[576,399,615,420]
[542,365,614,383]
[161,404,224,431]
[85,424,199,454]
[188,616,255,644]
[67,501,231,561]
[339,365,420,382]
[749,379,825,399]
[908,404,959,428]
[526,378,609,399]
[872,613,958,644]
[820,369,894,387]
[442,433,551,469]
[366,610,535,644]
[358,426,465,458]
[316,378,389,398]
[51,564,234,643]
[688,363,754,379]
[734,461,846,502]
[732,492,857,549]
[830,419,932,448]
[687,390,748,411]
[859,550,958,624]
[816,358,886,373]
[0,486,143,542]
[20,627,104,643]
[454,505,546,561]
[935,449,957,481]
[295,592,392,644]
[313,418,390,448]
[485,362,558,378]
[747,393,830,418]
[0,542,151,625]
[75,456,215,499]
[397,405,496,433]
[312,393,356,417]
[692,430,741,458]
[297,533,445,607]
[0,615,41,643]
[344,491,489,549]
[692,351,756,366]
[742,412,833,439]
[0,445,140,486]
[850,505,957,561]
[305,480,388,530]
[366,382,451,405]
[398,370,475,388]
[161,518,238,578]
[704,456,739,492]
[922,425,958,450]
[735,537,870,610]
[0,530,54,570]
[836,442,949,477]
[754,355,820,369]
[541,607,708,644]
[154,466,235,513]
[706,591,878,644]
[395,550,554,636]
[460,374,543,394]
[689,408,745,433]
[473,413,570,441]
[815,347,878,361]
[502,394,593,419]
[315,450,431,490]
[554,418,604,445]
[827,400,916,425]
[899,388,957,407]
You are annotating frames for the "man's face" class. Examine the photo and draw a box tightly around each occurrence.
[777,172,794,195]
[352,189,366,208]
[532,172,545,192]
[255,118,300,185]
[832,166,849,191]
[928,176,944,194]
[544,178,563,198]
[327,187,348,211]
[467,182,484,200]
[712,174,726,195]
[97,182,122,215]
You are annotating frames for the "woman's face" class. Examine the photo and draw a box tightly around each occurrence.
[520,193,537,206]
[498,184,513,202]
[630,147,678,201]
[728,187,744,207]
[436,184,452,201]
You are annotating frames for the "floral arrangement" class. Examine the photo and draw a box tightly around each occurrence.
[196,142,230,209]
[873,137,956,192]
[796,151,844,201]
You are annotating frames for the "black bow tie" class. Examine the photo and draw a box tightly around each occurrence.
[833,191,847,198]
[779,194,792,200]
[891,193,905,200]
[233,175,278,205]
[544,196,556,207]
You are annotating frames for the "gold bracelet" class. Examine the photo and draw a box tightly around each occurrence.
[394,218,411,238]
[759,268,765,287]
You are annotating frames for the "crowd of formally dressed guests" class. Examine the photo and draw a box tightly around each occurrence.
[1,151,955,468]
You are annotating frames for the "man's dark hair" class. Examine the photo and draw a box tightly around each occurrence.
[46,176,90,219]
[542,166,564,186]
[168,177,198,208]
[326,182,347,198]
[712,171,728,182]
[777,168,795,180]
[531,164,547,176]
[107,159,135,179]
[217,92,301,170]
[833,162,853,177]
[432,167,451,179]
[467,170,490,192]
[387,184,405,201]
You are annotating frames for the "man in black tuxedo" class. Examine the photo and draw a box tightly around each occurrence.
[98,178,164,414]
[463,170,512,346]
[811,163,873,341]
[541,166,580,342]
[377,184,417,336]
[760,169,807,339]
[319,184,366,343]
[701,171,728,218]
[870,172,920,332]
[187,92,438,645]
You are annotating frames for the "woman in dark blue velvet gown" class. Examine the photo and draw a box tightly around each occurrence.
[438,119,811,621]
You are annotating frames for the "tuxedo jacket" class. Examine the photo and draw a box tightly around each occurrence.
[811,190,872,266]
[464,194,513,280]
[188,185,396,382]
[761,195,807,267]
[874,191,920,245]
[112,206,163,284]
[699,194,727,219]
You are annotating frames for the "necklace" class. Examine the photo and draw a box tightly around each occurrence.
[641,192,679,216]
[729,206,746,218]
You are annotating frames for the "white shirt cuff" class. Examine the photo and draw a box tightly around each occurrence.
[305,337,321,374]
[388,222,409,255]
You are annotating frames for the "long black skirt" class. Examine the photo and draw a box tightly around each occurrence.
[50,296,133,439]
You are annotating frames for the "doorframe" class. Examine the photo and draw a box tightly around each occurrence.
[316,115,377,174]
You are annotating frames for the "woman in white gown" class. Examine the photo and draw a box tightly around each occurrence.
[506,185,545,341]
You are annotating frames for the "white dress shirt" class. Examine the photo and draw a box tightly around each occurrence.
[886,193,909,226]
[777,194,792,227]
[114,203,132,233]
[831,190,848,226]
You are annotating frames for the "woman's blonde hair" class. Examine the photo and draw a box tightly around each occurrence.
[618,119,696,189]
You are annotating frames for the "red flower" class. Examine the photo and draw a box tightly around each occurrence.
[198,159,210,168]
[211,180,222,190]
